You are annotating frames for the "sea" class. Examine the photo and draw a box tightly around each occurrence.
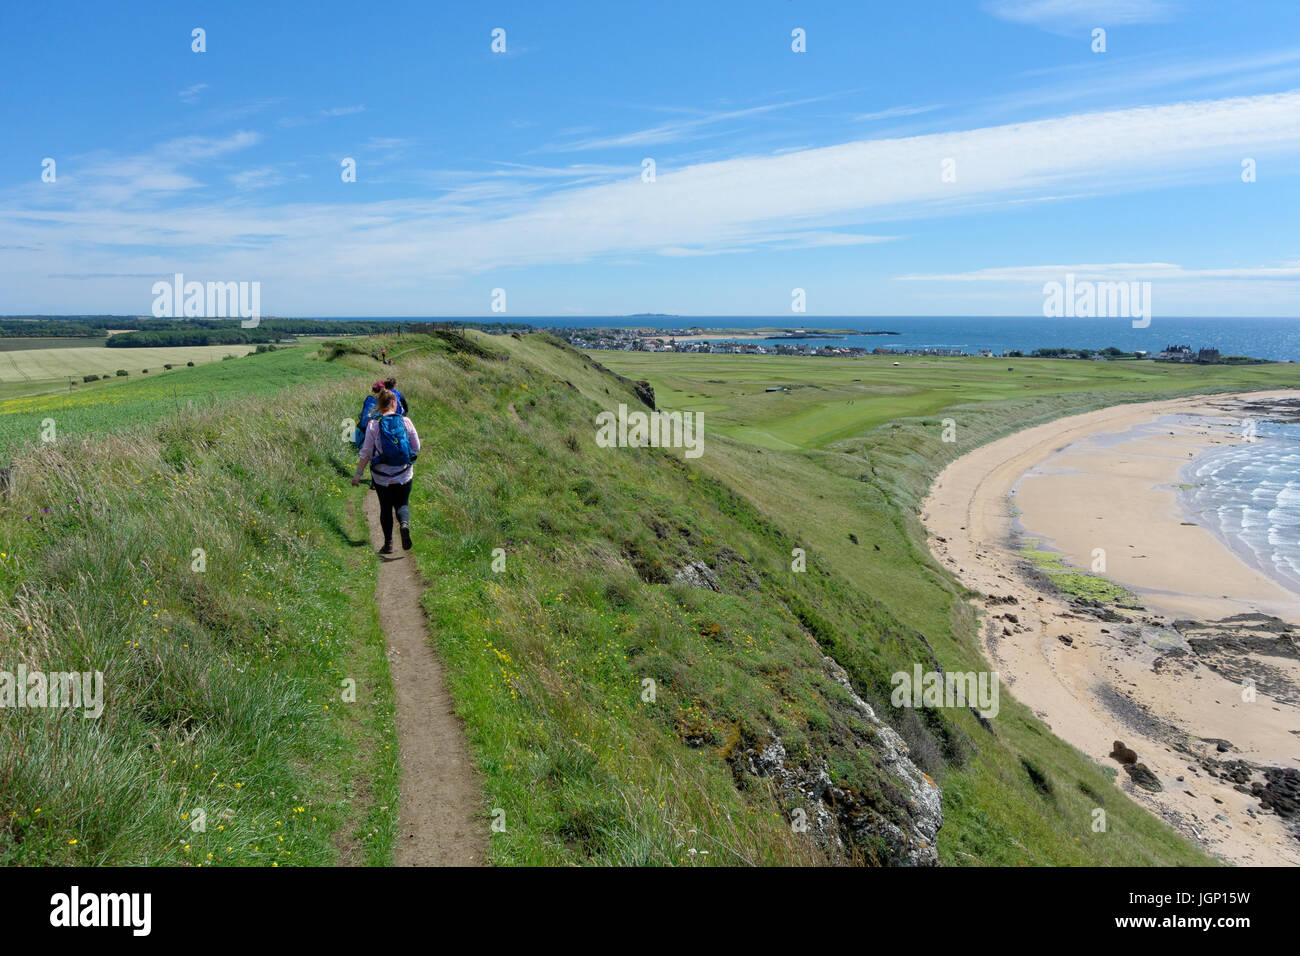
[330,315,1300,362]
[1181,418,1300,597]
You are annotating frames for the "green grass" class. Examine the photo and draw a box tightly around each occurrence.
[595,347,1300,865]
[0,351,398,865]
[599,351,1300,450]
[346,331,1224,865]
[0,346,346,456]
[6,332,1291,866]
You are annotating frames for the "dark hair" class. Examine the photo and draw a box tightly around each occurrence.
[383,377,397,389]
[377,389,398,411]
[371,382,383,393]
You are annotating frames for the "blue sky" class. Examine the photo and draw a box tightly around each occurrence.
[1,0,1298,317]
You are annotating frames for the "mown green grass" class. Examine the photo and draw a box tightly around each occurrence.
[600,352,1300,450]
[0,352,398,865]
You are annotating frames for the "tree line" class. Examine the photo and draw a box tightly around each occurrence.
[2,317,535,343]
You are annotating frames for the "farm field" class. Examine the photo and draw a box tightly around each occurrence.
[0,345,347,453]
[0,343,259,385]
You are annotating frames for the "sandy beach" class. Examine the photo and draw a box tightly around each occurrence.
[924,390,1300,866]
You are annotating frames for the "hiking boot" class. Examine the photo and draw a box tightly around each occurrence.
[400,522,413,551]
[378,541,394,555]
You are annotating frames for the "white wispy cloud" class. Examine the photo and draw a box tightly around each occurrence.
[898,261,1300,281]
[178,83,208,104]
[850,105,941,122]
[278,105,367,128]
[156,131,260,163]
[35,131,261,205]
[3,90,1299,306]
[538,95,844,152]
[984,0,1179,31]
[229,167,289,190]
[980,46,1300,118]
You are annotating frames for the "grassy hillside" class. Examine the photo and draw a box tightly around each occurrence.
[342,332,1220,864]
[0,346,397,864]
[597,348,1300,864]
[5,334,1287,865]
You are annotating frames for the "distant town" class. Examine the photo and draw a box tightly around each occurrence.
[542,327,1261,364]
[0,316,1270,365]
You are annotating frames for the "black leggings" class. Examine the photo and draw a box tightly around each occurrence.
[373,481,412,543]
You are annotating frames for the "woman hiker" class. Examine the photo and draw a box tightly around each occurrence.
[353,380,384,449]
[351,388,420,554]
[383,376,408,416]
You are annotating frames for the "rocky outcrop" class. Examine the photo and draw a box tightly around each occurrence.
[674,560,721,591]
[729,656,943,866]
[1200,758,1300,839]
[633,379,656,411]
[1110,740,1162,791]
[1175,614,1299,706]
[821,656,943,864]
[1125,763,1163,792]
[1258,767,1300,821]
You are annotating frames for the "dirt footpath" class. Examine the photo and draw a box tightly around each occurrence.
[363,490,488,866]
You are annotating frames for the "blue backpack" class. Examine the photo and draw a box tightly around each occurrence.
[373,414,414,469]
[353,395,378,448]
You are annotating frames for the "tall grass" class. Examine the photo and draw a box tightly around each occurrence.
[332,337,974,865]
[0,376,397,865]
[2,333,1255,867]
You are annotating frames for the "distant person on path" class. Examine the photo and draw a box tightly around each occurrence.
[383,377,409,416]
[353,381,384,449]
[380,347,387,363]
[353,389,420,554]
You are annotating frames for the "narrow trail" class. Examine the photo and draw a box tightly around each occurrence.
[361,489,487,866]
